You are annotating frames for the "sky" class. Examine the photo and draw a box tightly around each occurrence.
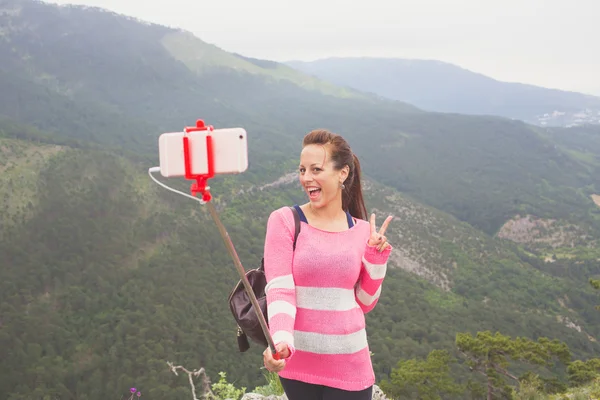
[48,0,600,96]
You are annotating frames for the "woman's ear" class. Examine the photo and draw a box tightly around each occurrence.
[340,165,350,183]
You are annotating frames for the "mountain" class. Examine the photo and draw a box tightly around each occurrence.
[2,0,599,237]
[285,57,600,127]
[1,0,600,399]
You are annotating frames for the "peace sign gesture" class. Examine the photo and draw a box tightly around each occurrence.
[368,213,394,252]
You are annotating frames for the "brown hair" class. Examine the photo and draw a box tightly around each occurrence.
[303,129,367,220]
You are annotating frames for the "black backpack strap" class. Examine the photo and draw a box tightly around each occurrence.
[259,207,301,272]
[290,206,301,251]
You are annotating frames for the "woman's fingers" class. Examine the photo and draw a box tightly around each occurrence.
[377,235,388,252]
[275,342,290,359]
[370,213,377,234]
[368,214,393,248]
[371,213,394,235]
[263,346,287,372]
[378,215,394,236]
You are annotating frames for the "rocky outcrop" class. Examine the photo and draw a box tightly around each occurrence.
[496,214,596,250]
[241,395,283,400]
[240,384,389,400]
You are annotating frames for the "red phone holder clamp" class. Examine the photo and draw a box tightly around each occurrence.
[183,119,215,202]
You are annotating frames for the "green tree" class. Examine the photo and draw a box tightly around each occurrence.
[591,278,600,310]
[379,349,464,400]
[211,372,246,400]
[456,331,571,400]
[567,358,600,387]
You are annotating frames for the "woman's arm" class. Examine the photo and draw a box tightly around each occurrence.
[264,208,297,357]
[355,241,392,314]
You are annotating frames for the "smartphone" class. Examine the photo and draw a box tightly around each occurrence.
[158,127,249,178]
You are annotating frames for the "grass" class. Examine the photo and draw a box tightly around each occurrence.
[544,247,600,261]
[547,379,600,400]
[0,138,66,230]
[159,30,364,99]
[563,148,600,167]
[424,289,463,310]
[251,371,285,397]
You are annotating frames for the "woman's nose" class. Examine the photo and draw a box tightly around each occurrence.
[300,171,312,181]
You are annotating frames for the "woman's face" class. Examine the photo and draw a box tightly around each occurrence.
[298,144,348,209]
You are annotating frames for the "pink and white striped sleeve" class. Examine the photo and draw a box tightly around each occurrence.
[263,208,297,356]
[355,242,392,314]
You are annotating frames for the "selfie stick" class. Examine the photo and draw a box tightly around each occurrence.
[148,119,280,360]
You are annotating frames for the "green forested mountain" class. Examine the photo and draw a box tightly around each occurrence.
[3,0,599,236]
[1,0,600,399]
[3,121,600,399]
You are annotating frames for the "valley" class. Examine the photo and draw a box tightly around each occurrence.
[1,0,600,398]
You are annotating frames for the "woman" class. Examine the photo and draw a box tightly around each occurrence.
[262,129,393,400]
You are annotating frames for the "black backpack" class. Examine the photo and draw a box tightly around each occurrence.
[228,206,301,352]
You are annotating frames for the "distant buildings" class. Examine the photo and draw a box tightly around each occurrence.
[531,108,600,127]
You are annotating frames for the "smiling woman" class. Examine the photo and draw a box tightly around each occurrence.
[261,128,394,400]
[300,129,368,224]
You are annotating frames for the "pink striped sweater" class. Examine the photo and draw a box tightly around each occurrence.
[264,206,392,391]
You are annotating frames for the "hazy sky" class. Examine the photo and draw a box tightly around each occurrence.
[48,0,600,96]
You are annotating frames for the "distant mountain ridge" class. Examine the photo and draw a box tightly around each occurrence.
[285,57,600,126]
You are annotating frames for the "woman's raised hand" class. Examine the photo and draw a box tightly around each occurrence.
[368,213,393,252]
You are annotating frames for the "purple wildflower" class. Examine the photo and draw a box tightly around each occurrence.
[130,388,136,393]
[137,392,141,397]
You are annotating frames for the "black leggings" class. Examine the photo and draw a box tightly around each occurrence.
[279,377,373,400]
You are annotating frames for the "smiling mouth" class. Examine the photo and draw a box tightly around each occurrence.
[307,187,321,199]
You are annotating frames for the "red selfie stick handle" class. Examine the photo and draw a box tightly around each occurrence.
[183,119,214,202]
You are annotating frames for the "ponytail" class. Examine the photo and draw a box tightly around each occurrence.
[343,154,367,221]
